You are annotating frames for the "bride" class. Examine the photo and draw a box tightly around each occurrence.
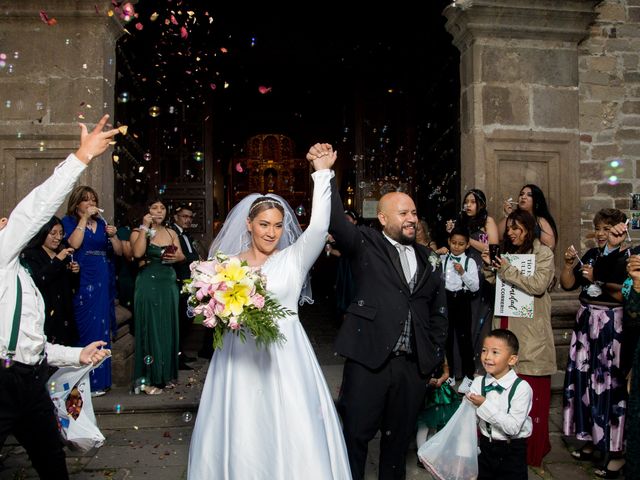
[188,145,352,479]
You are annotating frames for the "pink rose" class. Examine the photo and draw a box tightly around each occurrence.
[213,301,225,315]
[202,315,218,328]
[229,318,241,330]
[251,294,265,309]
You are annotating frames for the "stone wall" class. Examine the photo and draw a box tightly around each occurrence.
[0,0,120,219]
[579,0,640,246]
[444,0,598,270]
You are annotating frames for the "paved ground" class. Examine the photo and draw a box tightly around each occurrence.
[0,297,624,479]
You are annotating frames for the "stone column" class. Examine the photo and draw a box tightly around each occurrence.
[0,0,122,219]
[444,0,599,264]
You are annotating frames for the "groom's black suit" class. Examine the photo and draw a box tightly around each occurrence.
[330,178,448,480]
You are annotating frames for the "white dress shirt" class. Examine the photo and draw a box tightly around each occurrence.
[470,369,533,440]
[0,154,86,366]
[440,252,480,293]
[383,232,417,280]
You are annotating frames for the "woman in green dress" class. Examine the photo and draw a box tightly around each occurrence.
[130,199,185,395]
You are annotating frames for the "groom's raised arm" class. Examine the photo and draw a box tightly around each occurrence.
[328,176,360,256]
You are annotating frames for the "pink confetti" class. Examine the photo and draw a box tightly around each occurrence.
[135,22,143,30]
[220,47,228,53]
[235,163,243,173]
[171,15,178,25]
[180,26,188,39]
[258,86,272,95]
[122,2,135,17]
[209,83,217,90]
[39,10,57,26]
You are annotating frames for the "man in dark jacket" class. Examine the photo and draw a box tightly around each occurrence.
[307,143,448,480]
[170,204,201,369]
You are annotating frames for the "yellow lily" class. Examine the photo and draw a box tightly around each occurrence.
[215,281,252,317]
[214,257,249,285]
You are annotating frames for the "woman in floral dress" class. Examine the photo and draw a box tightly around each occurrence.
[560,208,628,475]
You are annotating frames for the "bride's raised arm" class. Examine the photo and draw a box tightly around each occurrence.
[285,144,337,276]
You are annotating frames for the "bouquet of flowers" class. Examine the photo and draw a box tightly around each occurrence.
[182,251,291,350]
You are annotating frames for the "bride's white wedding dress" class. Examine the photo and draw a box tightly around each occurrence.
[188,170,352,480]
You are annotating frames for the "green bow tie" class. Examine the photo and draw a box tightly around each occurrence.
[450,255,461,262]
[483,384,505,395]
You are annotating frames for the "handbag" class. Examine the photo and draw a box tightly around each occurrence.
[418,398,478,480]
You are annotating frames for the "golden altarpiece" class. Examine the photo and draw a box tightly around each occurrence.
[229,134,311,223]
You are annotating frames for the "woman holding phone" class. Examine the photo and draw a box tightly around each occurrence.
[130,199,185,394]
[481,209,556,468]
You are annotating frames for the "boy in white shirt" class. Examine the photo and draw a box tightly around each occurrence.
[440,226,479,393]
[467,328,533,480]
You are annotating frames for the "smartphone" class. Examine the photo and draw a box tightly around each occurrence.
[162,245,177,257]
[489,244,501,263]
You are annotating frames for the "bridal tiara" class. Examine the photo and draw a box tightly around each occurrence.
[249,198,283,215]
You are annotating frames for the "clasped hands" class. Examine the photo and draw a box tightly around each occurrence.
[306,143,337,171]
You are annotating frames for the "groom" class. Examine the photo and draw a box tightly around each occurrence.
[307,144,448,480]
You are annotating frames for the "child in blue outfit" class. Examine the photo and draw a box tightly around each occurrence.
[467,328,533,480]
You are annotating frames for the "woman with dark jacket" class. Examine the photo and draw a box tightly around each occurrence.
[21,216,79,346]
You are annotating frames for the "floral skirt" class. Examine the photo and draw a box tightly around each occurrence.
[562,303,626,453]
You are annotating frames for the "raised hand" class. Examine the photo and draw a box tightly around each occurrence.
[445,219,455,233]
[306,143,337,171]
[628,255,640,282]
[75,114,121,165]
[564,245,578,266]
[56,247,74,261]
[142,213,153,228]
[84,206,100,219]
[503,198,515,216]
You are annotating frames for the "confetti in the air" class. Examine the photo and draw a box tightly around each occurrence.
[39,10,57,26]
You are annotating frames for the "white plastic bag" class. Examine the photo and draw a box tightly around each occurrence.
[418,398,478,480]
[48,361,106,452]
